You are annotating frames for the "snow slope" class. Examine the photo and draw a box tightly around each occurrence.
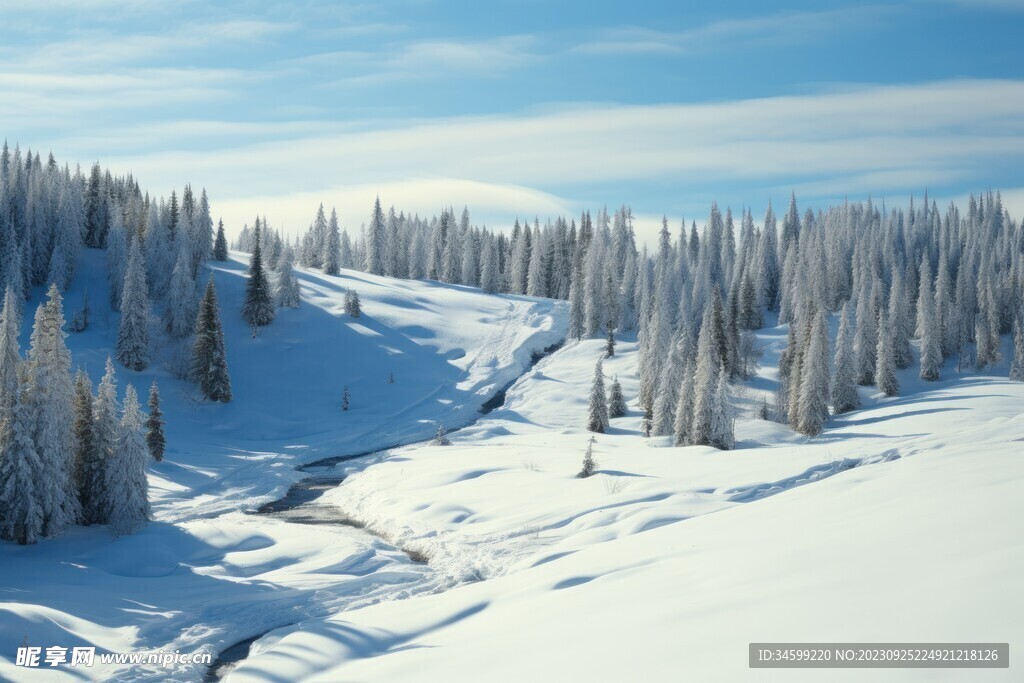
[226,330,1024,681]
[0,250,566,681]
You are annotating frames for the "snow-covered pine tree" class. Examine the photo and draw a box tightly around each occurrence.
[27,284,81,535]
[710,363,735,450]
[323,208,341,275]
[433,424,451,446]
[105,385,151,536]
[1010,314,1024,382]
[607,375,626,418]
[344,289,362,317]
[275,245,301,309]
[146,380,165,461]
[341,385,350,411]
[0,286,21,403]
[918,257,942,381]
[831,301,860,414]
[875,309,900,397]
[106,213,129,310]
[586,357,610,433]
[479,236,501,294]
[165,236,198,338]
[578,436,597,478]
[796,309,830,436]
[854,279,878,385]
[213,218,229,261]
[366,197,386,275]
[193,277,232,402]
[89,358,119,524]
[690,301,732,449]
[672,356,695,446]
[566,257,585,340]
[116,238,151,370]
[888,269,914,369]
[72,371,99,521]
[0,368,44,544]
[242,224,275,328]
[605,326,616,358]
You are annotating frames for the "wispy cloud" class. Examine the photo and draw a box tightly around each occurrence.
[85,78,1024,240]
[574,6,894,56]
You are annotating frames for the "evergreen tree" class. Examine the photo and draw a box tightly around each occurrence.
[672,357,695,446]
[146,380,166,461]
[90,359,119,525]
[605,326,616,358]
[918,260,942,381]
[165,237,198,338]
[875,310,899,397]
[275,245,301,309]
[0,369,44,544]
[1010,316,1024,382]
[690,303,733,449]
[342,385,350,411]
[888,270,914,369]
[27,285,81,535]
[242,224,275,328]
[433,424,451,446]
[607,375,626,418]
[213,219,229,261]
[193,277,232,402]
[323,208,341,275]
[796,309,830,436]
[344,289,361,317]
[831,302,860,414]
[586,357,610,433]
[566,258,586,340]
[105,385,151,536]
[366,197,386,275]
[116,239,151,370]
[578,436,598,478]
[854,282,877,385]
[72,371,100,522]
[0,286,21,403]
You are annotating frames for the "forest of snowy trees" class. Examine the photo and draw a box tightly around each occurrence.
[0,142,222,544]
[238,191,1024,449]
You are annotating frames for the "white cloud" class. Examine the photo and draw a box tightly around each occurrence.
[52,78,1024,245]
[574,6,893,56]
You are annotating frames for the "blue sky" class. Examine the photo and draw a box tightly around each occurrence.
[2,0,1023,243]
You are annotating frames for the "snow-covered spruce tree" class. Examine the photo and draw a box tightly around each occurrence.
[165,237,198,339]
[888,269,914,370]
[105,385,151,536]
[213,219,229,261]
[341,385,350,411]
[607,375,626,418]
[653,329,691,436]
[366,197,386,275]
[323,208,341,275]
[479,237,501,294]
[275,245,301,309]
[875,310,900,397]
[586,357,610,433]
[27,284,81,535]
[0,286,22,403]
[605,326,616,358]
[796,309,830,436]
[566,258,586,340]
[72,371,99,521]
[831,302,860,414]
[0,368,44,544]
[672,356,695,446]
[578,436,598,479]
[106,213,128,310]
[116,239,151,371]
[918,259,942,381]
[690,302,733,450]
[344,289,361,317]
[192,277,232,403]
[433,424,451,446]
[89,359,119,525]
[1010,315,1024,382]
[854,280,878,386]
[710,363,735,450]
[242,224,275,328]
[146,380,165,461]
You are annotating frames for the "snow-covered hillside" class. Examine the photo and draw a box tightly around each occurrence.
[0,251,566,681]
[225,329,1024,682]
